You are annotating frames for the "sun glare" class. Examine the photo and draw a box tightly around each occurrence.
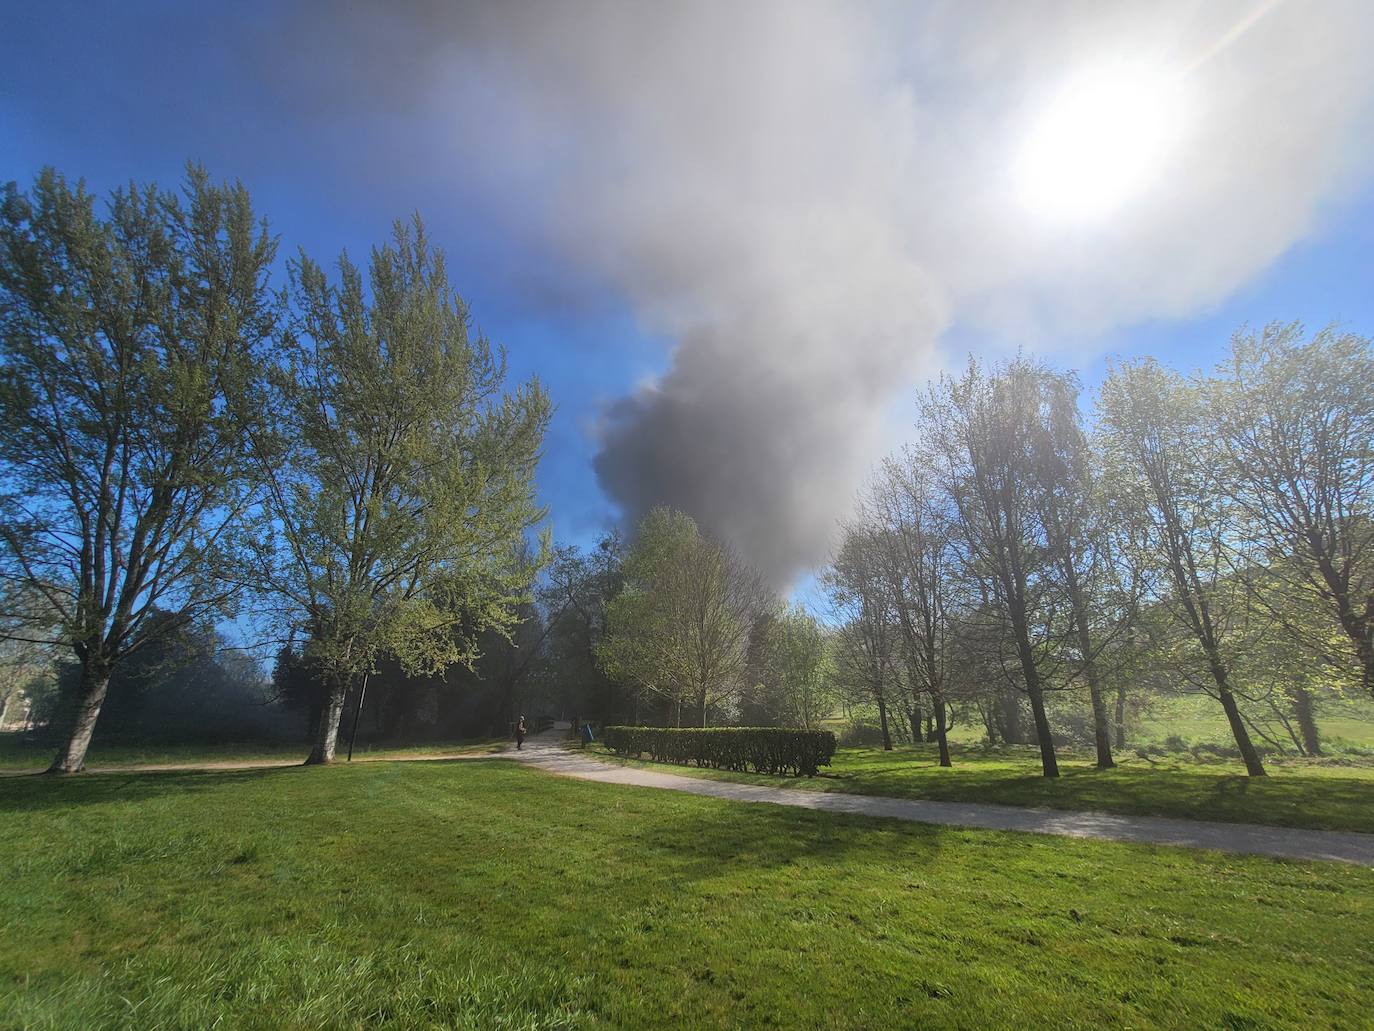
[1015,63,1183,224]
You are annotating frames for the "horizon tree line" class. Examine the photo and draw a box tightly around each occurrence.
[2,165,1370,777]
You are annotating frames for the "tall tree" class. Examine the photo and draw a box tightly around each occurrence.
[249,218,550,764]
[826,525,901,750]
[1028,371,1140,769]
[540,532,625,721]
[1212,324,1374,698]
[0,167,276,772]
[925,359,1064,777]
[867,452,957,766]
[740,604,833,730]
[1099,359,1267,776]
[598,508,769,727]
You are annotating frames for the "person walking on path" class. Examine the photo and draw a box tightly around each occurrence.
[515,715,527,751]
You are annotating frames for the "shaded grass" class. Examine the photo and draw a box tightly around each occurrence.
[587,742,1374,834]
[0,733,504,771]
[1,759,1373,1029]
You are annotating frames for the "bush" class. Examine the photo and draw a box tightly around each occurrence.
[602,726,837,777]
[838,722,888,747]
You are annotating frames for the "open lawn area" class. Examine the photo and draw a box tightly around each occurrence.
[0,733,505,772]
[2,758,1372,1029]
[589,742,1374,834]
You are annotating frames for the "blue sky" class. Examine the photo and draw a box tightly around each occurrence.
[4,1,1373,598]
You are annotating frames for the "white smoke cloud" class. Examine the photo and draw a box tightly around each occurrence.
[280,0,1374,583]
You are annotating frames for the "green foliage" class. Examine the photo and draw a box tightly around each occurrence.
[603,724,837,776]
[598,508,769,725]
[251,217,551,691]
[1211,323,1374,697]
[740,604,833,729]
[0,165,275,664]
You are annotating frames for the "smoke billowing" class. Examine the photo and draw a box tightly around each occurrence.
[275,0,1374,584]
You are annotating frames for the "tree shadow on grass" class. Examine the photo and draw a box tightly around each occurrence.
[591,781,948,885]
[0,764,322,813]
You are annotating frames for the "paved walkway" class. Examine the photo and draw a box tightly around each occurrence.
[513,730,1374,867]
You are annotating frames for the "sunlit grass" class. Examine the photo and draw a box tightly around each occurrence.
[2,759,1371,1028]
[588,741,1374,833]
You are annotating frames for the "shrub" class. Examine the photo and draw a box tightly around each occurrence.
[602,726,837,777]
[838,722,887,747]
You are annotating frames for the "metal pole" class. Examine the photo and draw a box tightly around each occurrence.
[347,671,369,762]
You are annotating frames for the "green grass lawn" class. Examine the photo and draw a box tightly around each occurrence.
[1132,694,1374,750]
[1,758,1371,1029]
[588,742,1374,834]
[0,733,504,771]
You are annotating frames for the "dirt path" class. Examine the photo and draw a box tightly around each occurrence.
[513,730,1374,866]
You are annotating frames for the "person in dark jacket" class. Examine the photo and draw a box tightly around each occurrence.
[516,715,527,750]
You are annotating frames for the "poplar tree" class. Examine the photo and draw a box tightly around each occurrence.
[0,167,276,772]
[250,218,550,764]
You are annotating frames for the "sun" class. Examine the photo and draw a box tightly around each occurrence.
[1014,63,1184,224]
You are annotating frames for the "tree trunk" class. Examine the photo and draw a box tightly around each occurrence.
[876,692,893,750]
[1070,606,1114,769]
[908,707,922,745]
[933,695,952,768]
[1011,613,1059,777]
[1217,686,1266,777]
[1290,685,1321,757]
[305,678,347,765]
[998,688,1024,744]
[1361,591,1374,700]
[1114,681,1127,750]
[1084,665,1114,769]
[1025,682,1059,778]
[48,657,111,774]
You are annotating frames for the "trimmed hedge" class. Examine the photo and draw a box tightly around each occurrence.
[602,726,837,777]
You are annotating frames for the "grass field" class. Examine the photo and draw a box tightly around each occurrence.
[589,742,1374,833]
[1,757,1372,1029]
[1131,694,1374,751]
[0,733,504,772]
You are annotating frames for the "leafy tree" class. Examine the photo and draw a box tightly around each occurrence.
[865,452,958,765]
[539,532,626,721]
[825,525,902,750]
[1212,324,1374,699]
[740,604,833,730]
[0,167,276,772]
[1027,370,1142,769]
[598,508,769,727]
[249,218,550,763]
[924,359,1066,777]
[1099,360,1267,775]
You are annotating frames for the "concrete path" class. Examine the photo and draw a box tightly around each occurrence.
[513,730,1374,867]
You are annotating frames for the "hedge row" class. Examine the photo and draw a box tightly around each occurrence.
[602,726,837,777]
